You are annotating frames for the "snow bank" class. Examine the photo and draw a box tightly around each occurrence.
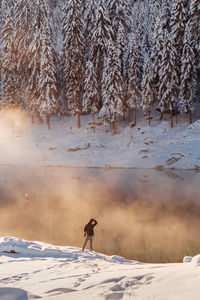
[183,254,200,264]
[1,237,200,300]
[2,236,200,265]
[0,237,141,265]
[0,236,81,258]
[191,254,200,264]
[183,256,193,263]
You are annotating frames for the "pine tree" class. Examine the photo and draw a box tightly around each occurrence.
[26,28,42,118]
[189,0,200,69]
[171,0,186,49]
[63,0,85,127]
[48,0,64,115]
[160,0,171,32]
[90,0,113,101]
[55,1,69,115]
[180,22,197,123]
[23,0,52,122]
[82,60,100,115]
[38,24,58,127]
[141,55,154,125]
[83,0,97,44]
[14,0,33,108]
[107,0,132,36]
[149,0,161,32]
[126,35,142,125]
[183,0,191,21]
[131,2,140,34]
[1,6,21,109]
[170,0,186,81]
[137,8,152,56]
[15,0,32,32]
[149,0,161,14]
[100,41,124,130]
[32,0,49,31]
[151,17,164,105]
[108,0,130,93]
[158,30,179,128]
[116,22,127,79]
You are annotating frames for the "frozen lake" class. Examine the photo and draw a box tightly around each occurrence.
[0,164,200,263]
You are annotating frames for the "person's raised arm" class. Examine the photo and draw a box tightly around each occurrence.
[92,219,97,226]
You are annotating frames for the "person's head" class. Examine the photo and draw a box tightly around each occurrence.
[89,218,93,224]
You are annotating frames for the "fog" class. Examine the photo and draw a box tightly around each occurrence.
[0,108,200,263]
[0,165,200,263]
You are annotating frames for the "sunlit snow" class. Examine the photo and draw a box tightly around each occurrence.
[0,237,199,300]
[0,110,200,169]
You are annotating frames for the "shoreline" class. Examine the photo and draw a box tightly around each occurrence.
[0,162,199,171]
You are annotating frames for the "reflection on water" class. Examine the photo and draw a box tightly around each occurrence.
[0,165,200,263]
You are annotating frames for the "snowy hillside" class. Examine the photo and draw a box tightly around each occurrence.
[0,236,200,300]
[0,112,200,169]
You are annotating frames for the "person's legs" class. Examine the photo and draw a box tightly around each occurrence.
[82,236,89,251]
[89,236,93,251]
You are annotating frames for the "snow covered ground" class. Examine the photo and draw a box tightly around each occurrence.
[0,236,200,300]
[0,109,200,169]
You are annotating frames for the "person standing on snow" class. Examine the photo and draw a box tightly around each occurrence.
[82,218,98,251]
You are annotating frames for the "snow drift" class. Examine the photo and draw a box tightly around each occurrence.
[0,237,200,300]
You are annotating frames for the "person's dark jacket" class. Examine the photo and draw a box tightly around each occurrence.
[84,219,97,237]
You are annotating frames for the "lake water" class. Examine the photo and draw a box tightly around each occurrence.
[0,165,200,263]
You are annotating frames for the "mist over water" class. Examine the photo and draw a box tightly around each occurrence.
[0,165,200,263]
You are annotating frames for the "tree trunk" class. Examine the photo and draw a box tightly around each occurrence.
[128,109,131,122]
[11,114,15,128]
[77,112,81,129]
[160,111,163,121]
[134,108,137,125]
[20,109,24,126]
[148,110,151,126]
[189,110,192,124]
[93,113,95,133]
[47,115,50,130]
[175,102,178,124]
[123,111,126,121]
[37,113,43,124]
[110,122,112,132]
[31,115,34,124]
[171,110,173,128]
[112,121,116,131]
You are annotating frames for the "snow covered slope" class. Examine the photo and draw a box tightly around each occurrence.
[0,236,199,300]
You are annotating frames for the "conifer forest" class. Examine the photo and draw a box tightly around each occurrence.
[0,0,199,128]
